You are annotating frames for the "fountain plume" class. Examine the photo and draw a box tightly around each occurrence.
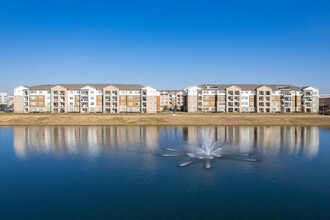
[160,127,258,169]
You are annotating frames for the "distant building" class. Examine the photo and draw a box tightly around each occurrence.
[184,84,319,113]
[14,84,160,113]
[14,83,320,114]
[7,96,14,107]
[159,90,185,111]
[0,92,8,105]
[319,94,330,114]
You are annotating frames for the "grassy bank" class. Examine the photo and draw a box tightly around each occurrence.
[0,113,330,126]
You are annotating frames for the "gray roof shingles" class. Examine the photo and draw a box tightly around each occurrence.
[29,84,145,90]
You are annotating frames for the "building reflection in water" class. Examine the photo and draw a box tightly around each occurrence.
[14,126,161,158]
[13,126,319,159]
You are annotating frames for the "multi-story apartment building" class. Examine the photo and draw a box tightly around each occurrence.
[14,83,320,114]
[14,84,160,113]
[184,84,319,113]
[7,96,14,107]
[159,90,185,111]
[0,92,8,106]
[319,94,330,114]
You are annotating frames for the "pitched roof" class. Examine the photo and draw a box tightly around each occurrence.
[198,84,303,91]
[320,94,330,98]
[28,84,145,90]
[29,85,55,90]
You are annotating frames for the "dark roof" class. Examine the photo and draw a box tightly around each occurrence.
[320,94,330,98]
[29,85,55,90]
[159,90,183,93]
[198,84,303,91]
[28,84,145,90]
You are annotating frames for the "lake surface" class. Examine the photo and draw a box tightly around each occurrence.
[0,126,330,219]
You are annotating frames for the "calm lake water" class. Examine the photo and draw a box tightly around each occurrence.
[0,126,330,219]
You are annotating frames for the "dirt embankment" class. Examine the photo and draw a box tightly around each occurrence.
[0,113,330,126]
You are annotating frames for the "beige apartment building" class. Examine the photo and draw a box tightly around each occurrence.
[159,90,185,111]
[14,84,161,113]
[14,83,319,114]
[184,84,319,113]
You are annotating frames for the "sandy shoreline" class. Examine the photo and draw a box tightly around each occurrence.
[0,113,329,126]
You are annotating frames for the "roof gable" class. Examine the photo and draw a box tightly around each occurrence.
[51,85,68,90]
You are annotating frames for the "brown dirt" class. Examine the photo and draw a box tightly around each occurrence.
[0,113,330,126]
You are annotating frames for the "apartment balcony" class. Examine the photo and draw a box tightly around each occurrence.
[53,103,59,107]
[282,103,291,108]
[60,91,65,96]
[60,98,65,102]
[80,98,88,102]
[304,92,312,96]
[142,97,147,102]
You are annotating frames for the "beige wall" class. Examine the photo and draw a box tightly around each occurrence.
[14,96,25,113]
[187,95,198,112]
[51,86,68,113]
[146,96,157,113]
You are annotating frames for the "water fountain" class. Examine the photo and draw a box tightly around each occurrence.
[161,127,258,169]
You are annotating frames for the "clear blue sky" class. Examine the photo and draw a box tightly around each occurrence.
[1,0,329,94]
